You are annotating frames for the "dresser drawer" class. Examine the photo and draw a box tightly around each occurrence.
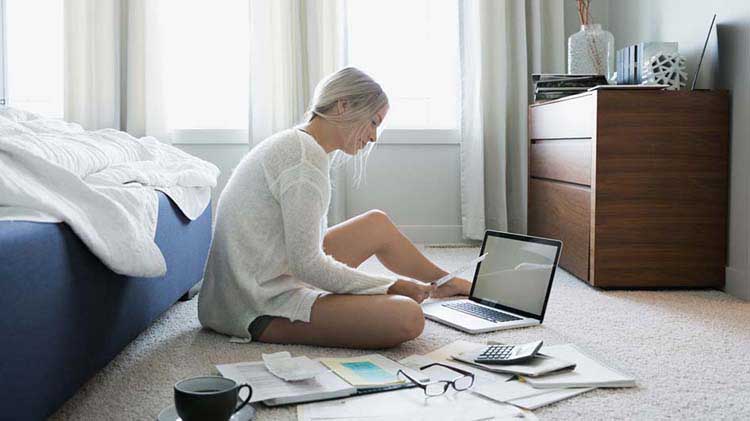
[528,178,591,281]
[530,94,596,139]
[530,139,592,185]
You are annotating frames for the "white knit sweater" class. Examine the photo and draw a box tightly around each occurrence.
[198,129,395,339]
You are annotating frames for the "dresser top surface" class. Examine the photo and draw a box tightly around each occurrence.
[530,89,728,108]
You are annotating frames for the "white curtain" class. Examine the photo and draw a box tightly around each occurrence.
[248,0,348,224]
[459,0,565,240]
[248,0,347,146]
[123,0,169,140]
[64,0,169,138]
[64,0,121,130]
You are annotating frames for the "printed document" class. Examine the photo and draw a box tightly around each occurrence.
[216,361,353,403]
[297,364,536,421]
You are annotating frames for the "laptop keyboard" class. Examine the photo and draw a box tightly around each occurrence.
[442,302,521,323]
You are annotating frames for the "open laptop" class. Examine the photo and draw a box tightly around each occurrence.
[422,230,562,334]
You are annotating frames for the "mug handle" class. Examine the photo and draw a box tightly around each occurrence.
[234,384,253,414]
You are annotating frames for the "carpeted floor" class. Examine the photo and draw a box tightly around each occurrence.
[52,246,750,420]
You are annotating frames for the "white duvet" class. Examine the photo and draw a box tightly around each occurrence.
[0,107,219,277]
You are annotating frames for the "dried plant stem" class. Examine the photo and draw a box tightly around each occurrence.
[577,0,590,25]
[586,33,604,74]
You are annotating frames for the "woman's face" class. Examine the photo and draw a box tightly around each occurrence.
[339,104,389,155]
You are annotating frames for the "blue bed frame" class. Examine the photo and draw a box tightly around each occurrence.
[0,193,211,421]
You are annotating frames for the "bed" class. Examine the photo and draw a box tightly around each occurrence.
[0,192,212,421]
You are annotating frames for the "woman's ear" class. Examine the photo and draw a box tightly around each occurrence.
[336,99,350,116]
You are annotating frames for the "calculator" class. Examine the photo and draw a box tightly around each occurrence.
[474,340,544,365]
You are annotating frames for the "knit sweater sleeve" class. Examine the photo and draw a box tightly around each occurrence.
[278,175,395,295]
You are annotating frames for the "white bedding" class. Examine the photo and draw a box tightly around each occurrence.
[0,107,219,277]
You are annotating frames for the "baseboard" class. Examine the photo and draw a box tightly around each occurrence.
[398,225,470,244]
[724,266,750,300]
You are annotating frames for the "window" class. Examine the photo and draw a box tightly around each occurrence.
[347,0,460,143]
[161,0,249,143]
[2,0,64,118]
[0,1,460,143]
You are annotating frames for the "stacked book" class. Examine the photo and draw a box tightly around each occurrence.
[533,73,609,102]
[616,42,678,85]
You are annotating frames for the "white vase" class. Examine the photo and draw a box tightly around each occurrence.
[568,24,614,78]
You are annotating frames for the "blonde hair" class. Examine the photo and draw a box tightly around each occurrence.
[305,67,388,187]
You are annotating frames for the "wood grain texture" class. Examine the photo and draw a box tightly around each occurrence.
[530,139,592,185]
[528,178,591,281]
[528,90,729,288]
[591,90,729,288]
[530,93,595,139]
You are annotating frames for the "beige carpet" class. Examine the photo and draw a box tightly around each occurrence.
[52,246,750,420]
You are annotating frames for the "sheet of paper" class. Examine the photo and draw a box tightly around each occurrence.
[398,354,436,371]
[519,344,636,389]
[507,387,595,410]
[262,351,328,381]
[297,386,535,421]
[216,361,352,403]
[473,379,552,403]
[417,341,596,411]
[433,253,488,287]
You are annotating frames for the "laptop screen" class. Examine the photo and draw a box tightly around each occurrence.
[470,232,560,319]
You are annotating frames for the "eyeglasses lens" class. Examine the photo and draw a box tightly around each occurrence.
[425,382,449,396]
[453,376,474,391]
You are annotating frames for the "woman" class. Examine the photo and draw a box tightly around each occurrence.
[198,67,471,349]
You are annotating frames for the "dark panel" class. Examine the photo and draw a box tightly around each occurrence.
[530,138,592,186]
[528,178,591,281]
[591,90,729,287]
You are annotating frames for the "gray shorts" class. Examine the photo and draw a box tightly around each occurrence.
[248,315,276,340]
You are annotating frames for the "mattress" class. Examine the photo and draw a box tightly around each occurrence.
[0,192,212,421]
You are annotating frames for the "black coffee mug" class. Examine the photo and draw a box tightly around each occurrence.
[174,376,252,421]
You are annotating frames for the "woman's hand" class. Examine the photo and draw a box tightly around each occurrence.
[431,277,472,299]
[388,279,436,303]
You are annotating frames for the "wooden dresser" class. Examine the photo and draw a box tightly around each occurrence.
[527,90,729,288]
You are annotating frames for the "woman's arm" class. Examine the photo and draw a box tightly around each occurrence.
[279,179,396,294]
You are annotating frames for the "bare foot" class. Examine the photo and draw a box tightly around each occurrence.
[431,277,472,298]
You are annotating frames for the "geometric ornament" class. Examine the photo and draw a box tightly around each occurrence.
[641,52,687,91]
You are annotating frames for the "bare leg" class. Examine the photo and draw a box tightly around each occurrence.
[257,209,460,348]
[323,210,449,282]
[256,294,424,349]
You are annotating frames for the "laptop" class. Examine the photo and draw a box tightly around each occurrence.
[422,230,562,334]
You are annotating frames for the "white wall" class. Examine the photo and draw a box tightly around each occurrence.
[344,143,463,244]
[605,0,750,299]
[175,143,249,217]
[176,141,465,244]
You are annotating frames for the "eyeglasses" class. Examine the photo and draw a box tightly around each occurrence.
[397,363,475,397]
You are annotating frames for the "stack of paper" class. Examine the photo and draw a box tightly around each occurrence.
[216,361,354,406]
[217,354,431,407]
[216,342,635,416]
[472,379,594,410]
[518,344,636,389]
[417,340,635,410]
[453,347,576,377]
[298,364,535,421]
